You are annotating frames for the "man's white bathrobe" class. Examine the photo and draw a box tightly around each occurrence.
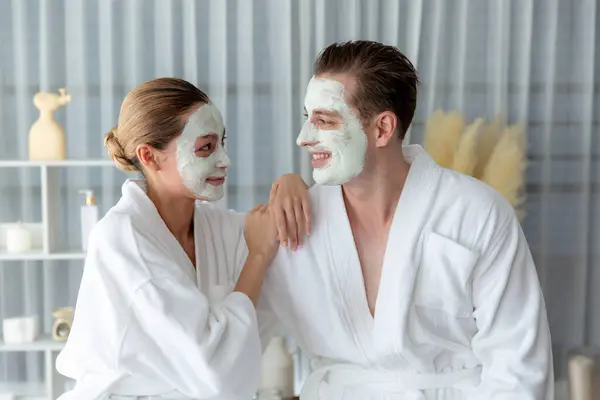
[56,180,264,400]
[262,145,553,399]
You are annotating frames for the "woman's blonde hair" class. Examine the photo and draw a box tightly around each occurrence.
[104,77,210,172]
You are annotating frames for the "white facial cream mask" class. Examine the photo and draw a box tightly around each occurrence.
[297,77,367,185]
[176,103,230,200]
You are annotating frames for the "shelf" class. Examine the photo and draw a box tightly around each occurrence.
[0,225,85,261]
[0,160,115,168]
[0,382,46,399]
[0,334,65,352]
[0,249,85,261]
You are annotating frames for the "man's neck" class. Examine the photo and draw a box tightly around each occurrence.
[342,150,411,225]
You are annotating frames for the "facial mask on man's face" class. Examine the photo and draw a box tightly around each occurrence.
[297,77,367,185]
[176,103,230,200]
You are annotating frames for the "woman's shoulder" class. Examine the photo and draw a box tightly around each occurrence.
[87,209,187,288]
[90,207,138,246]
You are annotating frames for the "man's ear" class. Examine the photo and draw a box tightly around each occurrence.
[135,144,160,172]
[374,111,398,147]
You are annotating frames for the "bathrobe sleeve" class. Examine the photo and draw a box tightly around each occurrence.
[229,210,281,351]
[470,198,554,399]
[119,276,262,399]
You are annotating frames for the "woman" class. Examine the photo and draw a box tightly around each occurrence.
[56,78,309,400]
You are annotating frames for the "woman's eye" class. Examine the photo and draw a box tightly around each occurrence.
[198,143,212,152]
[221,135,227,146]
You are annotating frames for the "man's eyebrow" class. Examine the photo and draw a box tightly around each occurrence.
[313,109,339,117]
[302,108,340,117]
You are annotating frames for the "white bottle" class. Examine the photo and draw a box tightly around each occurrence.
[79,190,98,251]
[259,336,294,399]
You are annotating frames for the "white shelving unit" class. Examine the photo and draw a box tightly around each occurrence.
[0,335,64,400]
[0,159,118,400]
[0,383,46,400]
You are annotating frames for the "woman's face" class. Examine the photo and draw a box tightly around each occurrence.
[152,103,231,201]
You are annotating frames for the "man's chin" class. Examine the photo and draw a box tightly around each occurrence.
[313,165,361,186]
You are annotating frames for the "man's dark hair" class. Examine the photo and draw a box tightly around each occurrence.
[314,40,419,140]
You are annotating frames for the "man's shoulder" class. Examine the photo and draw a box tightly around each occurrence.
[308,183,333,195]
[432,168,518,250]
[306,184,336,215]
[437,168,512,217]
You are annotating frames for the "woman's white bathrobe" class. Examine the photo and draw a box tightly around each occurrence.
[56,180,268,400]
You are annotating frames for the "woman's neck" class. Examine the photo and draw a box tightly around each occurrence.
[146,185,195,240]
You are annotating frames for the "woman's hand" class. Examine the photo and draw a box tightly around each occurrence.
[269,173,311,251]
[244,204,279,263]
[237,205,279,306]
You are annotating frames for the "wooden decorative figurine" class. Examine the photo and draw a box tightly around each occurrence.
[29,88,72,160]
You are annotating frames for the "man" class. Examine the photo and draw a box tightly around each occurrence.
[263,40,553,399]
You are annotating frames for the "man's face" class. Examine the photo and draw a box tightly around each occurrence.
[296,75,368,186]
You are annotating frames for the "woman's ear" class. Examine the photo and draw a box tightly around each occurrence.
[373,111,398,147]
[136,144,160,172]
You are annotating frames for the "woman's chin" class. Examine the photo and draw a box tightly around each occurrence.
[190,188,224,202]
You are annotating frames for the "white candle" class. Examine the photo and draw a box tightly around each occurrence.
[5,222,32,253]
[2,316,39,344]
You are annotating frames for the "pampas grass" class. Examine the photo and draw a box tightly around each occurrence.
[481,123,527,219]
[423,110,465,169]
[422,110,528,220]
[450,118,484,176]
[473,118,502,180]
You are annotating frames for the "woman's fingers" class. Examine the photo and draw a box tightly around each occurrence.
[284,199,298,250]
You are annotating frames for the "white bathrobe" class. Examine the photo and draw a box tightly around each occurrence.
[56,180,265,400]
[262,145,554,399]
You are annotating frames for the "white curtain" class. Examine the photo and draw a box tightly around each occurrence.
[0,0,597,391]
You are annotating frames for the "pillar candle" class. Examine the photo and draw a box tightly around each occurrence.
[5,222,32,253]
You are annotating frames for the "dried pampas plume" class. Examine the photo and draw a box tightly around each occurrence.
[423,110,527,221]
[473,117,503,180]
[481,123,527,219]
[451,118,484,176]
[423,110,465,169]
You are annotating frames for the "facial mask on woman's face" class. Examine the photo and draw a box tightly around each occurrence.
[296,77,368,186]
[176,103,230,200]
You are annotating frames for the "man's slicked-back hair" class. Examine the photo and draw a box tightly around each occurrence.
[314,40,419,140]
